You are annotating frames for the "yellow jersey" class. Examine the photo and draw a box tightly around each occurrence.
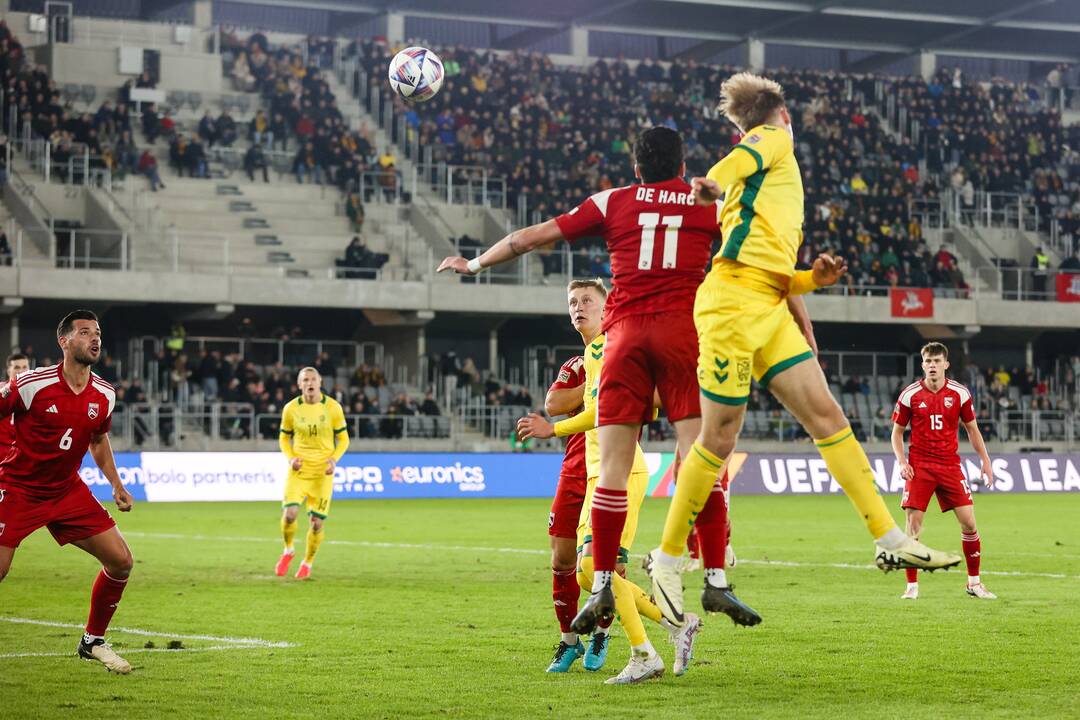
[708,124,804,278]
[279,394,349,473]
[583,334,650,479]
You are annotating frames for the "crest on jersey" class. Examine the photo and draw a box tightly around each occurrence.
[88,402,99,419]
[746,134,762,145]
[944,397,954,408]
[0,521,5,536]
[0,488,5,504]
[557,369,570,383]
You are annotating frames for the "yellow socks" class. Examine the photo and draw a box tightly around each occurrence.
[281,515,298,551]
[814,427,897,539]
[304,527,324,565]
[577,557,650,646]
[660,443,726,556]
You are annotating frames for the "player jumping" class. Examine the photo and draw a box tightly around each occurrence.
[275,367,349,579]
[518,279,701,683]
[647,72,962,623]
[0,310,135,673]
[439,127,762,634]
[892,343,996,600]
[541,353,592,672]
[0,352,30,451]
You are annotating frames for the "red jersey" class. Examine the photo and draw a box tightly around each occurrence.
[555,178,719,330]
[0,415,13,450]
[0,364,116,501]
[549,356,587,479]
[892,379,975,467]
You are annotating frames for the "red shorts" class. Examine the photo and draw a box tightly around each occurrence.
[598,311,701,426]
[549,473,587,539]
[901,462,973,513]
[0,480,116,548]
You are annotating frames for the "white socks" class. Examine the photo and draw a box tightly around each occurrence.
[561,632,578,645]
[591,570,612,593]
[655,550,680,568]
[705,568,728,588]
[876,527,908,550]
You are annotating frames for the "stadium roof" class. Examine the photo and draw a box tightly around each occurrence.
[246,0,1080,64]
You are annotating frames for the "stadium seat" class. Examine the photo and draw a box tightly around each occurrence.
[80,84,96,105]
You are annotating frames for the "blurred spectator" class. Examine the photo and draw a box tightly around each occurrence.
[244,143,269,182]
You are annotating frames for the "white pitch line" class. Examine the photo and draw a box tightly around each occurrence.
[0,617,295,648]
[0,646,271,659]
[124,531,1080,581]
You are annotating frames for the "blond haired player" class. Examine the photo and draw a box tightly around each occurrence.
[275,367,349,579]
[518,279,700,684]
[646,73,963,621]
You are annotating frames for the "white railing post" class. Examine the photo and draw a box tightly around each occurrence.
[121,231,128,271]
[172,228,179,271]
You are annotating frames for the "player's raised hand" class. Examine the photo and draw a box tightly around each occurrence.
[113,485,134,512]
[980,459,994,488]
[899,460,914,482]
[291,457,303,472]
[811,253,848,287]
[690,177,722,205]
[437,256,476,275]
[517,412,555,441]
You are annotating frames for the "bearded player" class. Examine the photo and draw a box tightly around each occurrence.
[541,353,591,672]
[440,127,765,634]
[892,343,996,600]
[0,310,135,673]
[275,367,349,580]
[0,352,31,451]
[642,72,966,623]
[519,279,701,684]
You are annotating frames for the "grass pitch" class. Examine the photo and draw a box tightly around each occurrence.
[2,493,1077,719]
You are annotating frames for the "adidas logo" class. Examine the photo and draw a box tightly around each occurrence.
[46,405,59,414]
[918,402,927,408]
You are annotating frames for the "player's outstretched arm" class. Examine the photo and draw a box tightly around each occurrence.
[546,383,586,416]
[963,419,994,488]
[891,423,913,481]
[437,219,566,275]
[89,432,134,512]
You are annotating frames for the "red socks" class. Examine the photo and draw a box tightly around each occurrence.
[905,567,919,583]
[695,473,729,570]
[85,569,128,637]
[552,568,579,634]
[590,487,628,575]
[962,531,981,577]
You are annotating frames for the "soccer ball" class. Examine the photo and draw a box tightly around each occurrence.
[387,47,444,104]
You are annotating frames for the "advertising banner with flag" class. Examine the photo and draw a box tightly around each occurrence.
[889,287,934,318]
[1056,273,1080,302]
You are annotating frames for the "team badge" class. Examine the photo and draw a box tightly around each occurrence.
[0,488,5,503]
[944,397,954,408]
[746,134,762,144]
[88,402,99,419]
[557,368,570,383]
[737,359,751,385]
[0,522,5,537]
[548,512,555,529]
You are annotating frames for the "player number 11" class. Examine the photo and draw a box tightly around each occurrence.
[637,213,682,270]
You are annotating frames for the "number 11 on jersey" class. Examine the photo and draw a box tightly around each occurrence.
[637,213,682,270]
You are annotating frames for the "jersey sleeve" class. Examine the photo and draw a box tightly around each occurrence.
[892,392,912,427]
[554,194,606,243]
[331,401,349,460]
[0,378,25,419]
[959,392,975,423]
[549,356,586,392]
[279,403,295,458]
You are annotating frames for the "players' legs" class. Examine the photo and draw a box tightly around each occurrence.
[281,504,300,550]
[71,527,133,641]
[769,359,900,543]
[953,504,986,591]
[0,545,14,582]
[659,398,744,559]
[903,509,925,587]
[590,423,638,586]
[550,535,578,643]
[301,512,326,574]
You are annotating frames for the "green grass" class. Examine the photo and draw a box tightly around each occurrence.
[2,494,1078,719]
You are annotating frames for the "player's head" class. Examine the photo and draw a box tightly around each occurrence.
[719,72,791,136]
[5,352,29,382]
[920,342,950,382]
[57,310,101,367]
[633,127,686,184]
[566,278,607,340]
[297,366,322,400]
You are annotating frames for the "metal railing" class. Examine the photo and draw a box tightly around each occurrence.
[254,413,451,441]
[413,163,507,209]
[944,190,1040,233]
[173,336,384,369]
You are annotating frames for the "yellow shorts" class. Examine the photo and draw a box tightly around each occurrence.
[695,260,814,404]
[577,471,649,564]
[283,470,334,519]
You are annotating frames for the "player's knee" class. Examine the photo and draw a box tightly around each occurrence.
[698,424,736,459]
[551,549,575,572]
[310,516,324,532]
[960,520,977,534]
[108,550,134,579]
